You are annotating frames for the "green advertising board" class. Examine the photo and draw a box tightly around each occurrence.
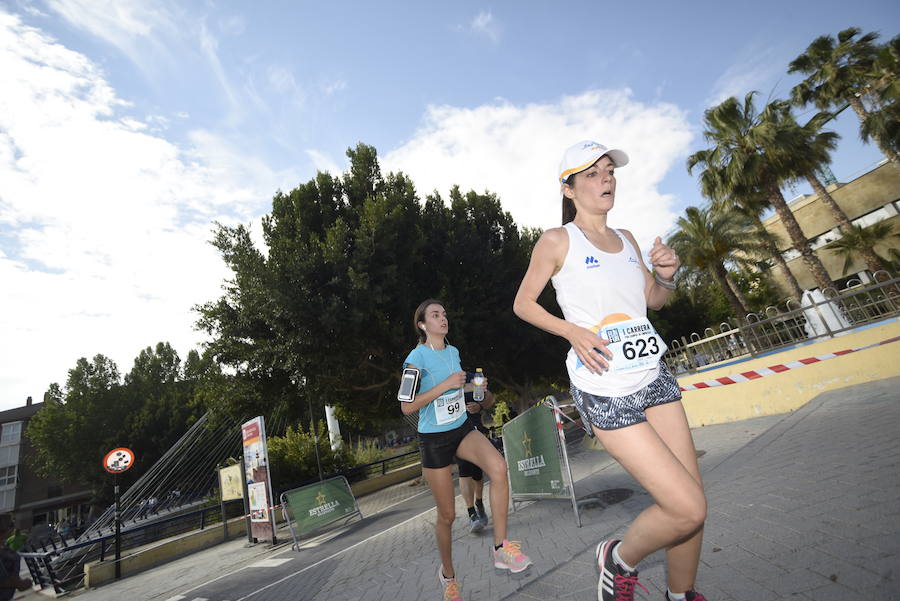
[282,476,360,542]
[502,403,565,496]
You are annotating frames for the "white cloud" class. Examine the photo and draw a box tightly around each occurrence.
[44,0,247,126]
[15,1,48,18]
[383,90,693,250]
[470,10,500,44]
[44,0,177,69]
[322,79,347,96]
[0,12,296,409]
[218,15,245,36]
[198,20,245,125]
[305,149,342,176]
[266,64,305,108]
[706,45,785,108]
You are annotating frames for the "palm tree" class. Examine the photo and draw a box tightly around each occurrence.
[712,189,805,301]
[860,101,900,157]
[861,36,900,157]
[824,221,899,278]
[688,93,836,292]
[786,111,889,274]
[668,205,767,320]
[788,27,900,167]
[869,35,900,105]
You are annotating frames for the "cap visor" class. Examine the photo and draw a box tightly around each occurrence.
[606,149,629,167]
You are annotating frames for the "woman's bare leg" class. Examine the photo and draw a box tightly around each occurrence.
[645,401,704,593]
[591,416,706,568]
[456,431,509,545]
[422,465,457,578]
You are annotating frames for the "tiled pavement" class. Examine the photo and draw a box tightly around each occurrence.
[507,376,900,601]
[74,376,899,601]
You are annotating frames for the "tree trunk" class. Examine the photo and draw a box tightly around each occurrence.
[710,263,748,321]
[848,95,900,168]
[807,174,889,274]
[807,174,853,230]
[725,274,751,312]
[766,180,835,292]
[754,218,804,299]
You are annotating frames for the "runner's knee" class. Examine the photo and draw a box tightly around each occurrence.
[665,493,706,535]
[436,506,456,527]
[485,458,507,484]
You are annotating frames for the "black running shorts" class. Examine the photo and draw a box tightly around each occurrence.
[419,420,477,469]
[571,360,682,431]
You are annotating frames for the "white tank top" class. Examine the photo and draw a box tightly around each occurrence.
[550,222,661,396]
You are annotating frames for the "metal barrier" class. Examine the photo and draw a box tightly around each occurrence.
[665,275,900,375]
[281,476,362,550]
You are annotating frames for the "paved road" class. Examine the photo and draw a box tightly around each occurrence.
[71,376,899,601]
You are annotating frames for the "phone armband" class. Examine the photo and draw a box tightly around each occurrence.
[397,367,420,402]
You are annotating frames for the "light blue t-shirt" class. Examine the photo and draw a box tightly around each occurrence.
[403,344,467,433]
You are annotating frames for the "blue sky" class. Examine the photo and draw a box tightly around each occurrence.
[1,0,897,409]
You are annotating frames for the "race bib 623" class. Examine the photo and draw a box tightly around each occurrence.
[600,318,667,373]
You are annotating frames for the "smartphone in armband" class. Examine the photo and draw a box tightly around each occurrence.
[397,367,420,402]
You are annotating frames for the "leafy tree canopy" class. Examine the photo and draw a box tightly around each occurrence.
[27,345,210,506]
[195,143,565,426]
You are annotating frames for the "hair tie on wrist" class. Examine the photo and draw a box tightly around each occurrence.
[654,273,676,290]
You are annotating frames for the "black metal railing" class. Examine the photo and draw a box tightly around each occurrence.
[25,497,245,593]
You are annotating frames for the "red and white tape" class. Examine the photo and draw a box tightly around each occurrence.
[679,335,900,391]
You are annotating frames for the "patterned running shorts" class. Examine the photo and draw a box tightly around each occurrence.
[571,361,682,431]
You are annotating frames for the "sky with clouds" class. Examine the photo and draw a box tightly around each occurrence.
[1,0,897,409]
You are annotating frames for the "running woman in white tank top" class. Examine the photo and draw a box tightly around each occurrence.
[514,141,709,601]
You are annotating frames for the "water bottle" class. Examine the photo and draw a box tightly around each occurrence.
[472,368,485,402]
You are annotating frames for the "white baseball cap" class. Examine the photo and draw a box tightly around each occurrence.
[558,141,629,183]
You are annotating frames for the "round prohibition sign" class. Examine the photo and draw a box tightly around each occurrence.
[103,447,135,474]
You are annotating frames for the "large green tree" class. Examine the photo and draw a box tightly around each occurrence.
[123,343,205,470]
[688,93,836,292]
[27,346,209,506]
[27,355,134,507]
[195,143,563,426]
[789,27,900,167]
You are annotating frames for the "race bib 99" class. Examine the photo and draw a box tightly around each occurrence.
[434,389,464,425]
[600,318,667,373]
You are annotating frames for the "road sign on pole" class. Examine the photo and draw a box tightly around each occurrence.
[103,448,135,474]
[102,447,134,579]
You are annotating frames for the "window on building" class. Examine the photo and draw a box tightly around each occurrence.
[0,422,22,445]
[0,446,17,466]
[0,465,16,486]
[0,489,14,512]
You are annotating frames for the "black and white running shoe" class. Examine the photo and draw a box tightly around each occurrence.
[596,540,648,601]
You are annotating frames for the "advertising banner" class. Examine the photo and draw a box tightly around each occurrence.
[242,416,276,541]
[218,464,244,501]
[502,403,565,496]
[281,476,360,543]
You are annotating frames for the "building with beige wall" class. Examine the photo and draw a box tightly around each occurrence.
[763,161,900,293]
